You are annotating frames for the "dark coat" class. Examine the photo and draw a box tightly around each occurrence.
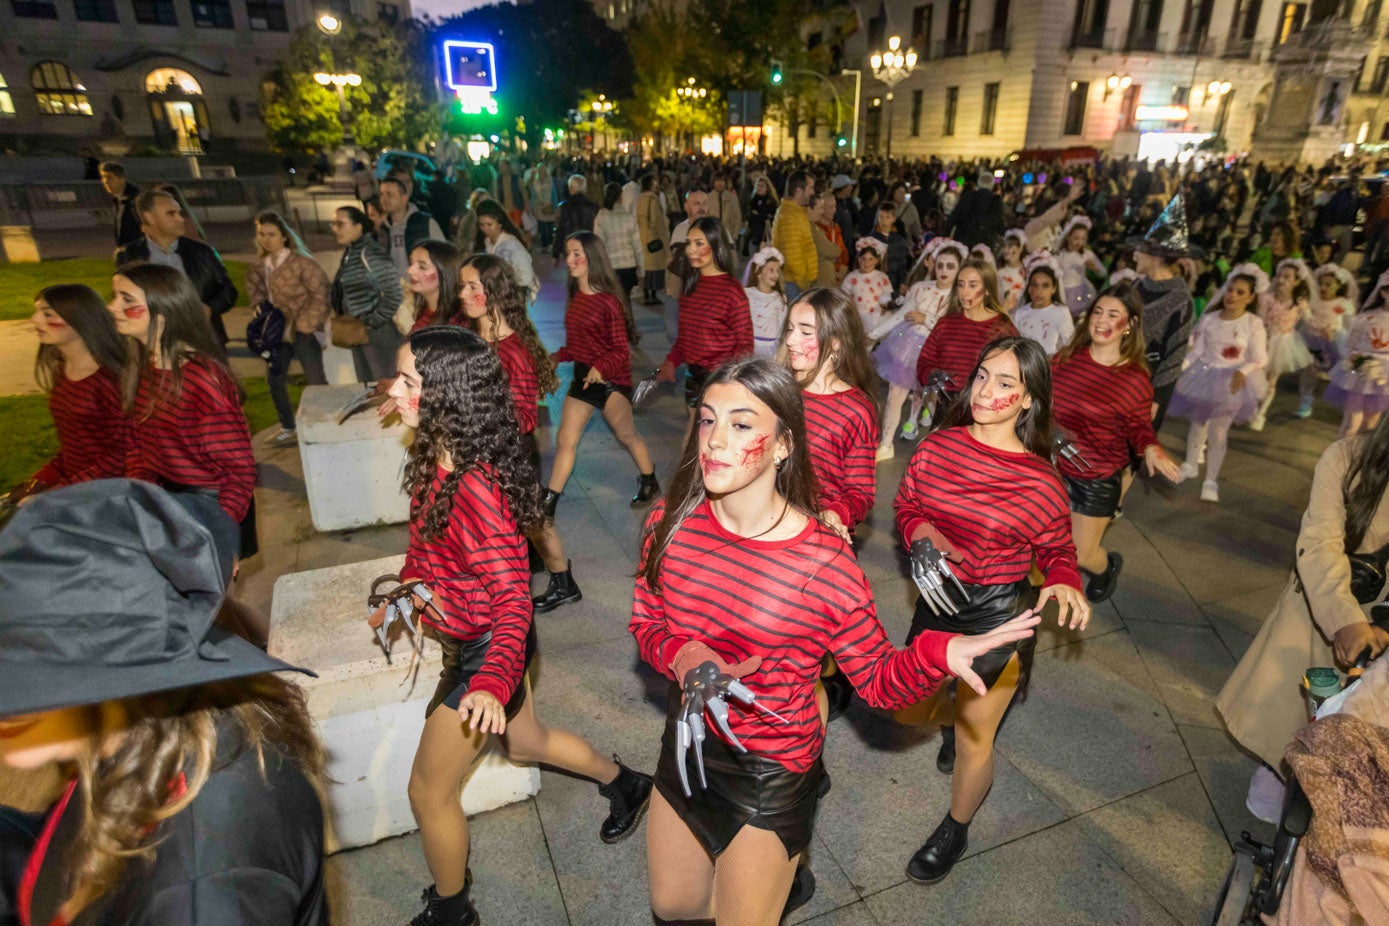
[115,237,239,345]
[114,184,142,248]
[23,726,327,926]
[552,192,599,258]
[947,188,1005,249]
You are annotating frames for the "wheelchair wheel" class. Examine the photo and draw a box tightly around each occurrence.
[1211,851,1257,926]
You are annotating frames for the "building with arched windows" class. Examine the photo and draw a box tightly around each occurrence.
[0,0,408,155]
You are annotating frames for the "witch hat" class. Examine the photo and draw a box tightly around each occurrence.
[1126,195,1201,260]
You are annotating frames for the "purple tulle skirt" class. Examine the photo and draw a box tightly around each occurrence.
[1324,358,1389,413]
[875,323,928,389]
[1298,323,1344,371]
[1168,362,1269,425]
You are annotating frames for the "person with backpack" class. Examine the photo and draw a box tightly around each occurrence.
[246,211,331,448]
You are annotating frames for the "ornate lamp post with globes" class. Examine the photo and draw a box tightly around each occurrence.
[870,35,916,158]
[315,12,361,188]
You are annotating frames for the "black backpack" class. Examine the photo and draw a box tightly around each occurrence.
[246,301,286,359]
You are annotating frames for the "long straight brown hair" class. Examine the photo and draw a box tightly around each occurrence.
[943,257,1007,318]
[1345,411,1389,553]
[34,284,127,392]
[1054,279,1149,371]
[639,358,821,593]
[563,230,639,345]
[776,286,879,404]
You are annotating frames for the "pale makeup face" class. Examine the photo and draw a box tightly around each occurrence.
[955,267,985,310]
[1275,266,1297,294]
[256,222,287,255]
[108,274,150,339]
[1002,238,1022,264]
[407,248,440,297]
[1027,270,1057,307]
[857,249,880,273]
[564,239,589,279]
[783,301,824,373]
[969,349,1031,426]
[478,214,502,242]
[1064,226,1087,252]
[458,265,488,320]
[388,344,423,428]
[31,297,78,348]
[696,382,787,496]
[685,229,713,270]
[756,260,781,289]
[1318,274,1338,301]
[1224,277,1255,314]
[0,707,98,770]
[1088,295,1130,348]
[934,252,960,289]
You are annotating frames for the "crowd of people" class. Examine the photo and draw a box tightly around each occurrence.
[0,146,1387,926]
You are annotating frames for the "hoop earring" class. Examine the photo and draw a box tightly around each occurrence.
[774,456,787,470]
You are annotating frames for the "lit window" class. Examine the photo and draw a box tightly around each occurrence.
[0,73,14,115]
[145,68,203,95]
[31,62,93,116]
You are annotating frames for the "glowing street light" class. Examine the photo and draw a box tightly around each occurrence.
[870,35,917,157]
[316,12,340,33]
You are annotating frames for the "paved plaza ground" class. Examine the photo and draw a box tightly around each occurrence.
[2,243,1339,924]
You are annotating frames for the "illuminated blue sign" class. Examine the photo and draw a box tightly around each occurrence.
[442,40,497,93]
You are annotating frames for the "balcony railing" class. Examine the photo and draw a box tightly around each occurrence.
[1223,34,1256,59]
[1069,24,1112,49]
[1173,31,1216,55]
[933,34,970,58]
[1124,28,1164,52]
[971,27,1011,53]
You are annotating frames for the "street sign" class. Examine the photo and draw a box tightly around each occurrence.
[442,41,497,93]
[727,90,763,128]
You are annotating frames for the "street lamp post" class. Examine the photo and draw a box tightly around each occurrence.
[870,35,917,158]
[675,76,707,151]
[1206,79,1233,136]
[590,94,613,152]
[315,11,360,189]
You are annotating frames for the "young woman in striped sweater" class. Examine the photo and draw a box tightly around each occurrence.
[914,257,1019,409]
[633,358,1038,924]
[9,284,131,506]
[390,326,651,926]
[1050,282,1181,603]
[546,231,659,516]
[110,262,257,556]
[654,217,754,435]
[894,336,1088,885]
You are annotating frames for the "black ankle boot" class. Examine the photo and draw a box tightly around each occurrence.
[905,813,969,884]
[823,670,854,721]
[541,489,561,521]
[936,725,956,774]
[410,877,478,926]
[780,864,816,922]
[1085,551,1124,603]
[631,472,661,508]
[597,757,653,843]
[532,563,582,613]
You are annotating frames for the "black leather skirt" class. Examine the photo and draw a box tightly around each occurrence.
[427,624,538,720]
[907,577,1038,697]
[653,684,823,860]
[1064,468,1124,519]
[568,362,634,409]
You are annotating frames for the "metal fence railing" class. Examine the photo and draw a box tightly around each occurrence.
[0,177,287,230]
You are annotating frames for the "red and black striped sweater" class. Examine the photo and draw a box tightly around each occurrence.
[495,333,539,435]
[631,501,955,773]
[32,369,131,490]
[803,388,877,529]
[893,426,1082,590]
[1050,348,1157,480]
[401,465,532,705]
[915,311,1019,391]
[667,273,754,371]
[555,291,633,387]
[125,358,255,522]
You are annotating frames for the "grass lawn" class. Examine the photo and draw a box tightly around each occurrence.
[0,370,300,495]
[1,258,250,321]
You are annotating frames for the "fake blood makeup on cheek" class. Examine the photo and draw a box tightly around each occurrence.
[738,433,770,469]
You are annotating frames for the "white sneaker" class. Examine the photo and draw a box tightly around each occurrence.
[1200,480,1220,503]
[875,445,895,463]
[1177,461,1200,482]
[1249,414,1266,432]
[919,406,932,428]
[267,428,298,448]
[900,420,918,440]
[1245,765,1285,825]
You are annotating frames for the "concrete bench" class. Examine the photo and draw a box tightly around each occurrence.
[296,384,413,532]
[269,554,541,852]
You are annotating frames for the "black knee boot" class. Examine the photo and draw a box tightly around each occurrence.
[631,472,661,508]
[936,725,956,774]
[1085,552,1124,603]
[541,488,561,522]
[780,863,817,921]
[410,871,478,926]
[597,757,653,843]
[532,561,582,613]
[906,812,969,884]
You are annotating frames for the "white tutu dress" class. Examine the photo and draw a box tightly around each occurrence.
[1169,310,1270,425]
[872,283,949,389]
[1261,294,1314,378]
[1324,308,1389,414]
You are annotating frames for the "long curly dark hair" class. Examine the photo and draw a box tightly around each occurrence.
[1345,411,1389,553]
[640,358,821,593]
[461,253,558,396]
[936,336,1055,461]
[402,325,543,538]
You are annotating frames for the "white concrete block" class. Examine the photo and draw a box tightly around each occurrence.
[270,554,541,853]
[321,342,361,385]
[296,384,412,532]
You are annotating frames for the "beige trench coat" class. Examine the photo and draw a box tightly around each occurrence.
[1216,436,1389,769]
[637,190,668,274]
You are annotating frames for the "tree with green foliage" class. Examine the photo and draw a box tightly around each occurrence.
[618,1,723,150]
[261,17,442,153]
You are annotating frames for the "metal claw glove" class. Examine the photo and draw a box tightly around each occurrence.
[1052,432,1093,472]
[672,659,788,797]
[909,536,970,617]
[366,573,430,663]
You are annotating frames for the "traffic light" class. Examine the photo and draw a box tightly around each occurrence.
[835,134,847,148]
[770,60,784,85]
